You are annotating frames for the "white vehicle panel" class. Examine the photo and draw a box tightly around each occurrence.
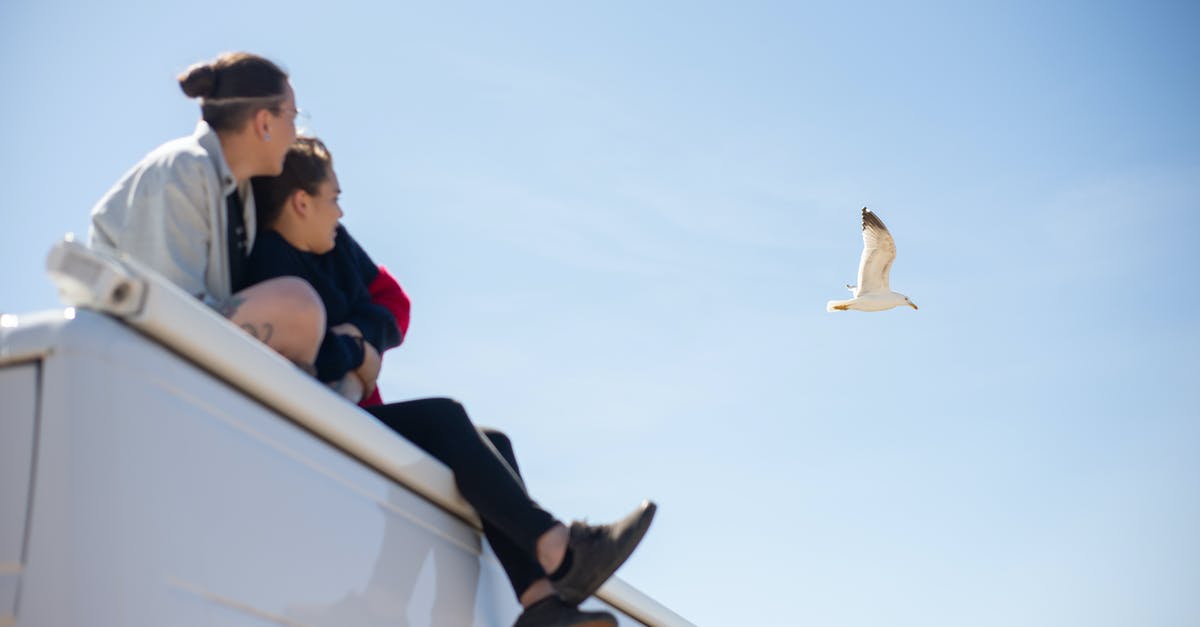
[0,362,37,623]
[0,241,692,626]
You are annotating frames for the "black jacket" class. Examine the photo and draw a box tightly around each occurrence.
[246,226,401,382]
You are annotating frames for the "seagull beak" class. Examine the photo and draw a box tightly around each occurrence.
[909,302,919,310]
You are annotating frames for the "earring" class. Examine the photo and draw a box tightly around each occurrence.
[265,132,271,142]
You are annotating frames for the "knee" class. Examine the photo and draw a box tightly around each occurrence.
[424,397,475,428]
[271,277,326,355]
[276,277,326,334]
[479,428,512,452]
[479,427,520,475]
[425,396,464,411]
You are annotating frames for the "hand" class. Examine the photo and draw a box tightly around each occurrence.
[330,371,365,403]
[331,322,363,339]
[331,322,379,396]
[356,342,382,398]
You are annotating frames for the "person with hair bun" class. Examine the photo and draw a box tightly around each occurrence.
[90,52,323,372]
[248,137,657,627]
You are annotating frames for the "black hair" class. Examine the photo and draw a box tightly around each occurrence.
[177,52,289,132]
[252,137,334,227]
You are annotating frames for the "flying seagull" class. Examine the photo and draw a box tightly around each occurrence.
[826,207,918,312]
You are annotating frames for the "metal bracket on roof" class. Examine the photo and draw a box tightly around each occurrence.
[45,237,147,317]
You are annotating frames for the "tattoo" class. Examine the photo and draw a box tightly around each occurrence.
[218,296,246,318]
[239,322,275,344]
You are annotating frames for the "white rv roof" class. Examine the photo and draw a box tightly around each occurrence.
[20,239,693,627]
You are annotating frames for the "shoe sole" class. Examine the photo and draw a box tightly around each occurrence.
[571,619,617,627]
[515,612,616,627]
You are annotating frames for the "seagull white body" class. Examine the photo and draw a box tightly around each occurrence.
[826,208,918,313]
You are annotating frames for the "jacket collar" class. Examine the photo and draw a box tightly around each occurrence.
[193,121,239,197]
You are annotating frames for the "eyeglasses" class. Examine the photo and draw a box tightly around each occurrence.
[273,106,312,129]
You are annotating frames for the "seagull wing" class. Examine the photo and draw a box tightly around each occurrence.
[855,207,897,296]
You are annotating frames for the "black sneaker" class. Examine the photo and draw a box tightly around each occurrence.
[512,597,617,627]
[552,500,657,606]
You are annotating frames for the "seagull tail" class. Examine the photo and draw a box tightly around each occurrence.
[826,299,851,312]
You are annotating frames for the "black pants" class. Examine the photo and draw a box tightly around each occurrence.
[366,398,557,598]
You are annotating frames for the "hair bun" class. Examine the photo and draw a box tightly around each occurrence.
[177,62,217,99]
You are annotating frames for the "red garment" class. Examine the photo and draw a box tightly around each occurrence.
[359,265,410,408]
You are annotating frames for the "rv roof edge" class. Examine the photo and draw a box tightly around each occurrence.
[46,239,479,525]
[40,238,695,627]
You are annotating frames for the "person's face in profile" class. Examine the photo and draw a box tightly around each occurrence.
[302,165,342,254]
[263,83,300,175]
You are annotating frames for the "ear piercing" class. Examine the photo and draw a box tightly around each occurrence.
[265,132,271,142]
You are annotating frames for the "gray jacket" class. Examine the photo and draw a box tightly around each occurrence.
[89,121,257,307]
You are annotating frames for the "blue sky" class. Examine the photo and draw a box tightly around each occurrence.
[3,2,1198,625]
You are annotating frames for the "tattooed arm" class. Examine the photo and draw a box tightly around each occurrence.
[220,291,318,378]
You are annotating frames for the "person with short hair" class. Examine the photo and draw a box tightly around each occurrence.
[90,52,324,372]
[248,137,657,627]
